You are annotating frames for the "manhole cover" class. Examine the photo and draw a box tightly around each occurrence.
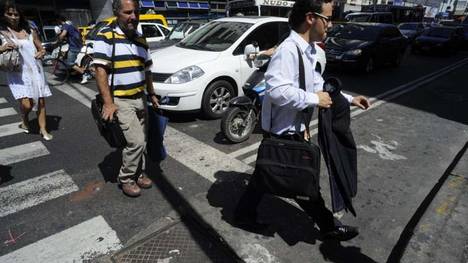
[112,219,239,263]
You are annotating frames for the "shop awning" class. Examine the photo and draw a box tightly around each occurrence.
[140,0,155,8]
[154,1,165,8]
[175,2,210,9]
[198,3,210,9]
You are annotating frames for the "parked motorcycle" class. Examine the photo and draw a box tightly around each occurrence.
[220,45,269,143]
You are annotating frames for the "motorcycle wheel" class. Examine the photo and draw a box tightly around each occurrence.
[221,107,257,143]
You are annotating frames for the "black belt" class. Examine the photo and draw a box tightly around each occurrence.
[115,92,144,99]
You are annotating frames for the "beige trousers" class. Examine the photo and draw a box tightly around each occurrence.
[114,95,148,183]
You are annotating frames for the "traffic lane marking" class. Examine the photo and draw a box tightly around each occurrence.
[0,108,16,118]
[0,123,23,138]
[0,215,122,262]
[0,170,79,218]
[0,141,49,166]
[165,126,252,182]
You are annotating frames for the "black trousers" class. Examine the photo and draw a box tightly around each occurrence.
[234,132,336,233]
[235,180,336,232]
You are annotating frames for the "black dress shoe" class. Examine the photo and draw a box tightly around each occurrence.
[321,225,359,241]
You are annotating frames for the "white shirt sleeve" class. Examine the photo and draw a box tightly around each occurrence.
[265,46,318,110]
[341,91,354,104]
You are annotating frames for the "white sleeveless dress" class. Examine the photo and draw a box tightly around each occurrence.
[5,30,51,110]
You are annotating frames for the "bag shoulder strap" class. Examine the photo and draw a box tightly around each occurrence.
[295,46,312,136]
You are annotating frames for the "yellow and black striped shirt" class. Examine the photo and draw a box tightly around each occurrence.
[92,25,153,97]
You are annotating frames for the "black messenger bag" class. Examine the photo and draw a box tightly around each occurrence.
[253,136,321,200]
[252,46,320,200]
[91,94,127,148]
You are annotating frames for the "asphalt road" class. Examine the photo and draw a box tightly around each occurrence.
[0,50,467,261]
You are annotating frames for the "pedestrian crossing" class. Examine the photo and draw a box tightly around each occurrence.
[0,96,122,262]
[0,141,50,165]
[0,107,16,118]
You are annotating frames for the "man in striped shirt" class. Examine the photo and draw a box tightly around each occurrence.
[93,0,159,197]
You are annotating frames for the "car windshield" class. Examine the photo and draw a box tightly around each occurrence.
[399,23,418,30]
[167,23,202,40]
[346,14,371,22]
[423,27,453,38]
[332,24,380,41]
[177,21,252,51]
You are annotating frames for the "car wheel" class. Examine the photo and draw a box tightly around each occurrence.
[201,80,235,119]
[363,57,374,73]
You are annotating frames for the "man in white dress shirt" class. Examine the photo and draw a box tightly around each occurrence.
[234,0,370,241]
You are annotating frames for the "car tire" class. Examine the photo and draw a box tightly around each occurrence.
[363,57,374,73]
[201,80,235,119]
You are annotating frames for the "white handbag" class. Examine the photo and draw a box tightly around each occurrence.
[0,31,22,72]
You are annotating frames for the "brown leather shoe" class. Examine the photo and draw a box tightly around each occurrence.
[137,174,153,189]
[121,181,141,197]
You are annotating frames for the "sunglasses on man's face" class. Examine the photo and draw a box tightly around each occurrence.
[307,12,331,24]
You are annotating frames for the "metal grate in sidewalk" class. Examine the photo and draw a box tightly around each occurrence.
[112,220,239,263]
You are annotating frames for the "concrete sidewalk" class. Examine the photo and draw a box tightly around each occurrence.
[96,141,468,263]
[401,142,468,263]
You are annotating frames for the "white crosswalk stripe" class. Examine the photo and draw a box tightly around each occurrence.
[0,107,16,118]
[0,122,23,138]
[0,141,50,165]
[0,95,121,261]
[0,216,122,263]
[0,170,79,217]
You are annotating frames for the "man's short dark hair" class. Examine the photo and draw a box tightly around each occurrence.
[288,0,332,30]
[112,0,140,16]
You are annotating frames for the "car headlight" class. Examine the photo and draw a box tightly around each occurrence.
[164,65,204,84]
[344,49,362,56]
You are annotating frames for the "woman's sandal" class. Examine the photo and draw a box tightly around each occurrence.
[40,131,53,141]
[19,123,30,134]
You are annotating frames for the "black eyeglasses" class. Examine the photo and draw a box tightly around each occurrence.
[309,12,331,24]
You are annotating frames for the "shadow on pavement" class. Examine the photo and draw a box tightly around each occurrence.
[319,240,377,263]
[140,161,242,262]
[98,150,122,183]
[26,115,62,134]
[208,171,329,245]
[0,165,13,185]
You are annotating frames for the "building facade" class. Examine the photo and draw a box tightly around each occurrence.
[14,0,228,28]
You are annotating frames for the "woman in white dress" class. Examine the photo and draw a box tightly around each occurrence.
[0,1,52,140]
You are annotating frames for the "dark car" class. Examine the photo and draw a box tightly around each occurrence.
[462,24,468,48]
[412,26,464,54]
[325,23,408,73]
[398,22,427,42]
[148,21,205,50]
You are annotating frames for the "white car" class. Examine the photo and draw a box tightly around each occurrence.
[151,17,327,118]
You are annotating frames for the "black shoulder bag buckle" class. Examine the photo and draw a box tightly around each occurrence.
[252,46,321,201]
[91,24,127,148]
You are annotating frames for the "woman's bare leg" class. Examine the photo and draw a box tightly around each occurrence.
[19,98,32,131]
[37,97,53,140]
